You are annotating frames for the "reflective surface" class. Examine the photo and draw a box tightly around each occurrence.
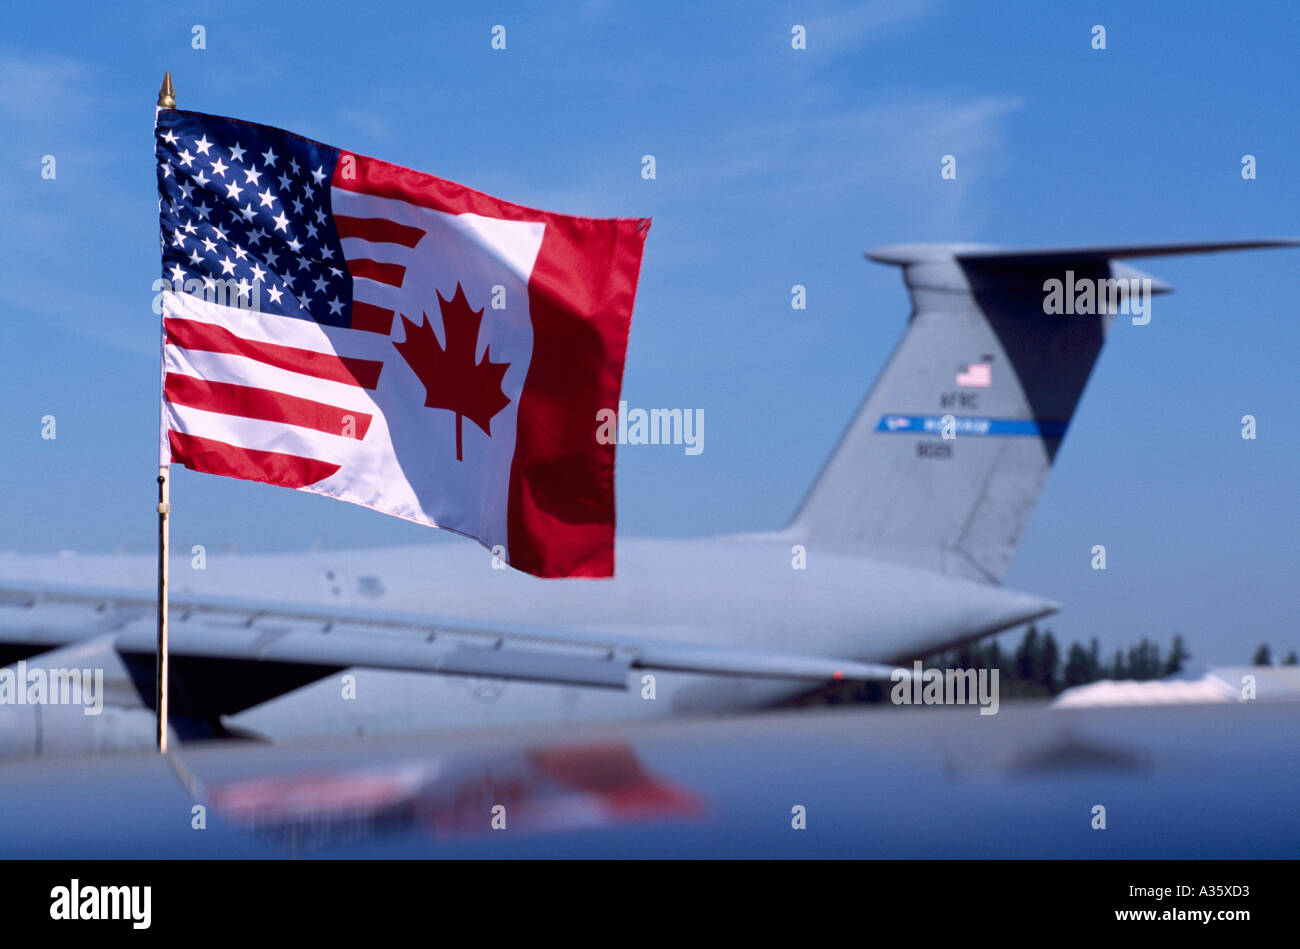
[0,701,1295,858]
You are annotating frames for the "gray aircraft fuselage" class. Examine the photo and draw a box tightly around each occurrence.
[0,534,1054,742]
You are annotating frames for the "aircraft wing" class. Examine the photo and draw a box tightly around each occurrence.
[0,581,901,692]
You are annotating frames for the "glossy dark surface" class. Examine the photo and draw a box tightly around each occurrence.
[0,701,1295,858]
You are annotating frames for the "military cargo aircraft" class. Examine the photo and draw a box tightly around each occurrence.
[1,239,1294,756]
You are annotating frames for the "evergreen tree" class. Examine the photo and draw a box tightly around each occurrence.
[1126,638,1162,680]
[1040,631,1061,694]
[1087,638,1102,681]
[1283,651,1298,666]
[1164,634,1190,676]
[1147,639,1161,677]
[1252,644,1272,666]
[1126,643,1141,679]
[985,640,1003,673]
[1111,650,1127,680]
[1014,625,1040,685]
[1063,642,1092,688]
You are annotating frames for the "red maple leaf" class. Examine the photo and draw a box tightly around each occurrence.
[392,283,511,461]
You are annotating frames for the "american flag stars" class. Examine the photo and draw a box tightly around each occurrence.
[155,111,351,326]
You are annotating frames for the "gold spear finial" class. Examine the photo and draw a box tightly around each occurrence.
[157,71,176,109]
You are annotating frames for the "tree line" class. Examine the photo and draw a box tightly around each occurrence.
[928,625,1187,699]
[802,625,1297,706]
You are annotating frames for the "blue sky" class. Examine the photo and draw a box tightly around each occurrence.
[0,1,1296,664]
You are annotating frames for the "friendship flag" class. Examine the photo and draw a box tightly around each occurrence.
[154,109,649,578]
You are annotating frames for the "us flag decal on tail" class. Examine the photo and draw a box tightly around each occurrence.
[156,109,649,577]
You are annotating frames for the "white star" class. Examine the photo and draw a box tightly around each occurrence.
[170,263,185,282]
[181,219,197,235]
[209,157,228,178]
[266,284,283,305]
[188,249,203,266]
[177,149,194,167]
[289,158,300,176]
[292,197,305,215]
[243,166,262,186]
[232,244,248,261]
[229,142,245,163]
[239,203,256,221]
[212,225,228,243]
[236,278,252,300]
[257,187,277,209]
[201,236,217,254]
[171,231,186,249]
[194,200,212,221]
[295,256,311,272]
[312,275,327,294]
[178,180,194,200]
[261,147,278,168]
[194,135,212,156]
[160,163,172,178]
[329,266,342,277]
[315,208,327,224]
[276,173,291,192]
[203,275,216,292]
[247,227,266,247]
[224,180,243,200]
[192,169,210,188]
[218,256,236,275]
[162,130,178,146]
[272,212,289,232]
[311,165,326,185]
[305,222,318,240]
[264,248,279,267]
[327,296,343,315]
[250,263,267,283]
[287,237,304,254]
[319,246,334,260]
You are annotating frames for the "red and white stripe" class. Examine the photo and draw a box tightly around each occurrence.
[161,289,386,489]
[331,190,428,338]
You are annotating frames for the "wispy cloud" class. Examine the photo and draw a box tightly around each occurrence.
[705,96,1021,193]
[799,0,941,54]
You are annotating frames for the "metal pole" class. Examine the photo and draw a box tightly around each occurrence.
[156,467,170,752]
[156,71,175,752]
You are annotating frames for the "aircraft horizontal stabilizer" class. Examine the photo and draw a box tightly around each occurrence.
[867,238,1300,265]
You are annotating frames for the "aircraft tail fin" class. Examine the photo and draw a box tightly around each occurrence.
[788,239,1298,585]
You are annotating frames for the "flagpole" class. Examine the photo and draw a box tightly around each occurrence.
[156,467,170,752]
[156,71,175,753]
